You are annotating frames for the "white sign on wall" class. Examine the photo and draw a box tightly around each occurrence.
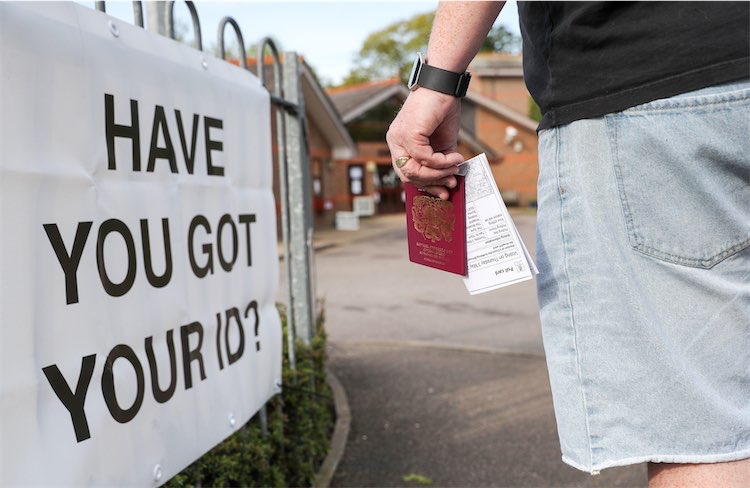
[0,3,282,485]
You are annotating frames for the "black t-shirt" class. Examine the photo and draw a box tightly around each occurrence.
[518,1,750,130]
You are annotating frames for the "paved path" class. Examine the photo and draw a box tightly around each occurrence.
[296,213,647,487]
[314,213,544,356]
[329,343,644,487]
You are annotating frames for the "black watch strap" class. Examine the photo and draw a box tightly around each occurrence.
[419,64,471,97]
[408,54,471,97]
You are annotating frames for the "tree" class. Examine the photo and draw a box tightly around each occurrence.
[482,24,522,53]
[341,11,435,86]
[528,97,542,122]
[339,11,520,87]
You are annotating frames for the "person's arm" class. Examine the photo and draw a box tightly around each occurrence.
[386,1,504,199]
[428,1,505,72]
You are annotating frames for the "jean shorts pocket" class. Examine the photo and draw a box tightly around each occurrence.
[606,89,750,269]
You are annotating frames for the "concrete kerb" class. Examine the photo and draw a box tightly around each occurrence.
[313,369,351,488]
[329,339,547,360]
[286,218,398,485]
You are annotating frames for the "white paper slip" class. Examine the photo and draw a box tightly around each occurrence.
[461,153,538,295]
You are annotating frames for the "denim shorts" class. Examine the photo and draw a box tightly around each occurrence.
[535,80,750,473]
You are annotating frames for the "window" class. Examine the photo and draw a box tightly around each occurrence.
[348,165,364,195]
[312,158,323,197]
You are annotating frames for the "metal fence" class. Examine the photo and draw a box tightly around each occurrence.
[92,0,318,429]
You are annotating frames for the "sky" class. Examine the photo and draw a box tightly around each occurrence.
[81,0,520,86]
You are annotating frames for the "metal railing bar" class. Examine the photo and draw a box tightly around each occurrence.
[165,0,203,51]
[94,1,145,29]
[257,37,281,92]
[217,16,246,69]
[270,96,299,115]
[258,37,296,370]
[132,1,144,28]
[282,54,315,346]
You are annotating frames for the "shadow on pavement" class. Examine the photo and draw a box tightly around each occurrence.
[329,342,646,488]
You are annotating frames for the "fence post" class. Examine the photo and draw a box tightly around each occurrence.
[282,53,315,345]
[145,1,167,35]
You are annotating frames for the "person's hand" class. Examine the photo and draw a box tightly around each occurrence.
[386,88,464,200]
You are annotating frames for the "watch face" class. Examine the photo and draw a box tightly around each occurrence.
[407,53,423,90]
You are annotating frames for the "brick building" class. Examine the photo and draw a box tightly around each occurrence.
[250,52,539,230]
[466,53,539,205]
[296,62,359,228]
[468,52,530,115]
[328,56,540,209]
[328,79,498,214]
[463,91,539,206]
[247,56,357,229]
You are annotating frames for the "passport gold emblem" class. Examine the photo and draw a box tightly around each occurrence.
[412,195,455,243]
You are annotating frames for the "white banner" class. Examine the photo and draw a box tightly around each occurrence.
[0,3,282,485]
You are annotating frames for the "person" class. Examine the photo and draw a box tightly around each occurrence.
[386,2,750,486]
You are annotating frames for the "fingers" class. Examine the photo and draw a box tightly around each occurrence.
[384,88,465,199]
[409,148,464,170]
[385,89,463,171]
[418,176,458,201]
[419,184,452,201]
[387,136,463,171]
[391,156,458,201]
[396,157,458,183]
[390,151,459,201]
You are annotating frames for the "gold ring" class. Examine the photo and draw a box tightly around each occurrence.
[395,156,410,168]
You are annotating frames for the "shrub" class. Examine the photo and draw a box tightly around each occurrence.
[166,308,333,487]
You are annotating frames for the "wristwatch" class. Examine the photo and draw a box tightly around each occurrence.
[407,53,471,98]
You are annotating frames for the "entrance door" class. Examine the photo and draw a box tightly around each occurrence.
[376,165,404,214]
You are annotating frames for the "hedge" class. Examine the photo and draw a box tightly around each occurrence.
[166,308,334,487]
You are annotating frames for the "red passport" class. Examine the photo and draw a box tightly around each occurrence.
[404,178,467,275]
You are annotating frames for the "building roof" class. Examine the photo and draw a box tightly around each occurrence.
[468,52,524,78]
[299,63,356,159]
[465,91,538,133]
[327,79,499,159]
[327,78,403,123]
[458,129,499,160]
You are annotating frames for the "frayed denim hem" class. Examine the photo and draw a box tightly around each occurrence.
[562,447,750,475]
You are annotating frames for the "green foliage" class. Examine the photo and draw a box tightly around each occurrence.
[165,308,333,488]
[403,473,433,485]
[481,24,521,53]
[341,11,435,86]
[528,97,542,123]
[339,11,521,87]
[339,70,373,88]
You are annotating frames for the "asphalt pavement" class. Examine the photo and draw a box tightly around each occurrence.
[299,212,647,487]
